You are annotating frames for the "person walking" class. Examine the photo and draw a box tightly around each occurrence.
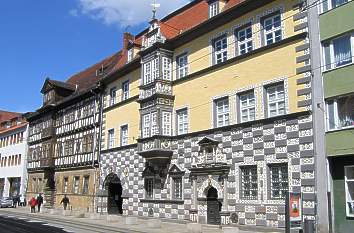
[60,195,70,210]
[29,197,37,213]
[36,193,43,213]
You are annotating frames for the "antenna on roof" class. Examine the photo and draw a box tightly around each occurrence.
[151,0,160,20]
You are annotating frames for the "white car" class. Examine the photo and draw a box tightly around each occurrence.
[0,197,14,208]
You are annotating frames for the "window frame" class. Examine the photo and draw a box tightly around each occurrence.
[127,48,134,62]
[345,165,354,217]
[162,111,172,136]
[209,1,219,18]
[82,175,90,195]
[322,0,350,12]
[269,163,289,200]
[73,176,80,194]
[235,24,253,56]
[162,57,172,80]
[240,166,258,200]
[265,82,286,118]
[214,97,230,128]
[326,94,354,131]
[122,80,130,101]
[322,33,354,71]
[176,53,188,79]
[120,124,129,146]
[238,90,256,123]
[262,12,282,46]
[109,87,117,106]
[176,108,189,135]
[213,35,228,65]
[107,128,115,149]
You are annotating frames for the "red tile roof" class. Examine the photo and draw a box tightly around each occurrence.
[0,110,22,124]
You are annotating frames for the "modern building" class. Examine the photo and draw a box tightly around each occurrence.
[24,56,118,210]
[308,0,354,232]
[0,110,28,198]
[96,0,317,229]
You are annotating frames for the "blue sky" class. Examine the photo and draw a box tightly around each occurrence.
[0,0,188,113]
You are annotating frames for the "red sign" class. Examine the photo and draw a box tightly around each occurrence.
[289,193,302,221]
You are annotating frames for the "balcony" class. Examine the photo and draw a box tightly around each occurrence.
[138,79,173,101]
[137,136,173,162]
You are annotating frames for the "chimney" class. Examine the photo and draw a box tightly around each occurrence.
[123,32,135,51]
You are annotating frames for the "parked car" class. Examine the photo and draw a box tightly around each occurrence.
[0,197,14,208]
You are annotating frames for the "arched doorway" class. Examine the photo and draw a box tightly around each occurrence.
[104,173,123,214]
[206,186,221,225]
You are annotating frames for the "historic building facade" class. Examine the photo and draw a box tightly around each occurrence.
[97,0,316,228]
[308,0,354,232]
[0,110,28,198]
[25,55,119,210]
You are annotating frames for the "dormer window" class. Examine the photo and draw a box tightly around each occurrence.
[43,90,55,104]
[209,1,219,18]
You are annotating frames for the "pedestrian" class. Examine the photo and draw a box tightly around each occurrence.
[36,193,43,213]
[20,195,25,207]
[12,196,18,208]
[60,195,70,210]
[29,197,37,213]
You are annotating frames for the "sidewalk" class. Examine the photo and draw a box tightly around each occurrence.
[0,206,283,233]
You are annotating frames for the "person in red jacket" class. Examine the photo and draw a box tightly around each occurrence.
[29,197,37,213]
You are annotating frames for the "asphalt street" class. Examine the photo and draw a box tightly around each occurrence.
[0,215,68,233]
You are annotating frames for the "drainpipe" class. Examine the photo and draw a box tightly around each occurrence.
[91,85,103,213]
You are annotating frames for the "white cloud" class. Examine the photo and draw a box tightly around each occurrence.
[75,0,191,28]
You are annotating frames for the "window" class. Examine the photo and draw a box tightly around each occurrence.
[323,34,353,70]
[120,125,128,146]
[262,13,282,45]
[143,114,151,138]
[162,57,172,80]
[345,166,354,217]
[122,80,130,101]
[127,48,133,62]
[73,176,80,194]
[173,177,183,199]
[236,25,253,55]
[241,166,258,200]
[82,176,89,194]
[176,108,188,135]
[266,83,285,117]
[215,97,230,127]
[144,58,159,84]
[162,112,171,136]
[63,177,68,193]
[108,129,115,149]
[326,94,354,130]
[209,1,219,18]
[176,53,188,79]
[323,0,349,12]
[109,87,117,106]
[145,178,154,199]
[65,140,74,156]
[83,134,93,153]
[269,164,288,199]
[142,112,158,138]
[213,35,227,64]
[239,90,255,123]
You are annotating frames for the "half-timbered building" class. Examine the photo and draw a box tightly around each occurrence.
[25,54,119,210]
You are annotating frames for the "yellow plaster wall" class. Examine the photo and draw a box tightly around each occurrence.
[173,40,305,133]
[104,101,140,149]
[173,0,301,79]
[54,168,96,211]
[104,68,140,108]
